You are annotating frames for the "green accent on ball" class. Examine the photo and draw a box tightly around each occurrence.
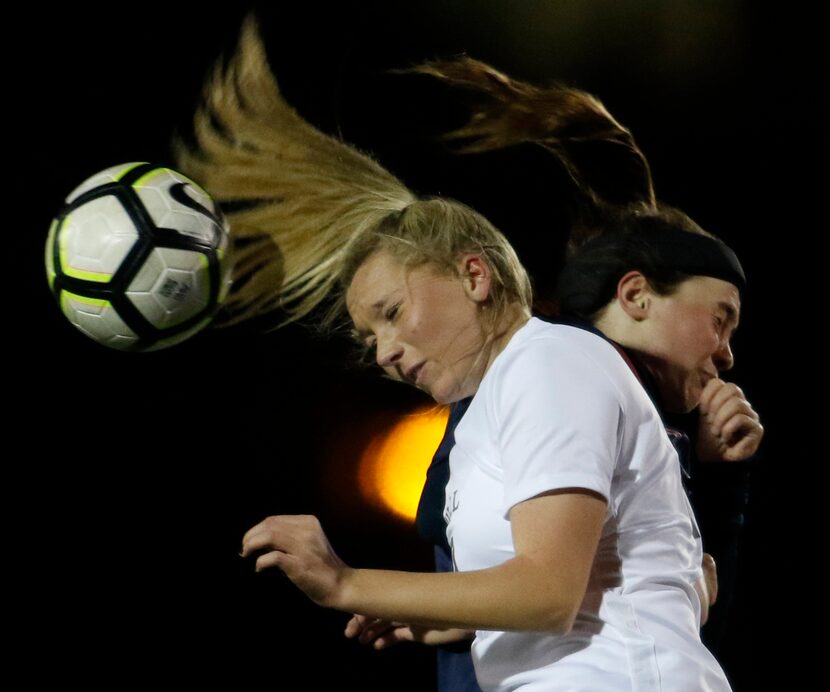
[63,266,113,282]
[61,249,112,284]
[114,162,149,181]
[133,167,166,188]
[60,289,110,313]
[57,215,113,283]
[45,219,58,288]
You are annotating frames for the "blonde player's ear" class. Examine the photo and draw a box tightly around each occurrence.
[459,254,492,303]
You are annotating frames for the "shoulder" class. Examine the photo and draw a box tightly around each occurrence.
[492,318,628,389]
[476,318,663,436]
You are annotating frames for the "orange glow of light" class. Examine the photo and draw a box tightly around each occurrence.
[358,406,450,521]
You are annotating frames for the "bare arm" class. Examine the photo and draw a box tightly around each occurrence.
[242,489,606,633]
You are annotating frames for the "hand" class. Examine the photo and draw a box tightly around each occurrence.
[694,553,719,627]
[345,613,474,649]
[697,378,763,462]
[241,515,348,608]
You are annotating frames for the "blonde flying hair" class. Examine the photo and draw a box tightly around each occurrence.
[174,16,530,329]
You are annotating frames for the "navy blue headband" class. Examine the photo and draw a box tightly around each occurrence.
[578,228,746,292]
[641,227,745,292]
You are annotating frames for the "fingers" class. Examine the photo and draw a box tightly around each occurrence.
[702,553,718,606]
[700,380,751,429]
[418,628,476,646]
[698,379,763,462]
[363,625,465,650]
[695,553,718,628]
[344,614,369,639]
[719,415,764,461]
[693,576,710,627]
[372,628,416,649]
[240,514,320,559]
[254,549,290,573]
[239,514,347,608]
[344,615,475,649]
[344,615,411,649]
[240,517,307,578]
[710,385,760,430]
[698,377,722,414]
[345,614,387,641]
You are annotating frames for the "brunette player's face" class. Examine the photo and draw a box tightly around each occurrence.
[639,276,740,413]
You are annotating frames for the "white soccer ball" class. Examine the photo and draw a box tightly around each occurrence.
[46,162,232,351]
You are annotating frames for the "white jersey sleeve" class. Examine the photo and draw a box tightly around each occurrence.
[489,327,626,516]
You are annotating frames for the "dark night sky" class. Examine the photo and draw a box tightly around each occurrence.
[11,1,823,688]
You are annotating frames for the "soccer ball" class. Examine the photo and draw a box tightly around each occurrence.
[45,162,232,351]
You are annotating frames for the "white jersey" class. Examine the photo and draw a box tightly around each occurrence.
[444,318,731,691]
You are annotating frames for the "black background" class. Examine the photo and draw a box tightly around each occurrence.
[11,1,823,688]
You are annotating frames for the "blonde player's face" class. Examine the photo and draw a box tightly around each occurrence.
[346,250,490,404]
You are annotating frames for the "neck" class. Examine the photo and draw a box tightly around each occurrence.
[592,305,626,344]
[592,315,677,413]
[482,303,532,375]
[453,303,530,403]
